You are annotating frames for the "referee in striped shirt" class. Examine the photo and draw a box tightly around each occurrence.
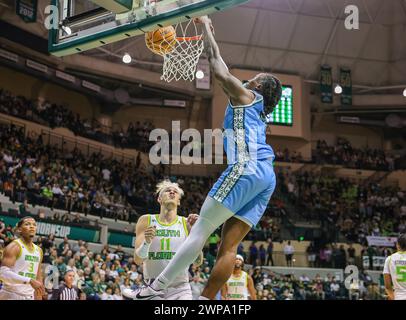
[51,270,81,300]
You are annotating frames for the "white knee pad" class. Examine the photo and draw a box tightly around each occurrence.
[155,197,235,288]
[186,196,235,248]
[198,196,235,230]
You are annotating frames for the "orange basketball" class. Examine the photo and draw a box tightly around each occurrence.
[145,26,177,56]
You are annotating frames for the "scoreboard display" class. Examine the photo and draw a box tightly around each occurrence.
[269,85,293,126]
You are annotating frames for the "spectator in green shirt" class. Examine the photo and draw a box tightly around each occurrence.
[41,184,53,207]
[42,185,53,197]
[83,275,103,300]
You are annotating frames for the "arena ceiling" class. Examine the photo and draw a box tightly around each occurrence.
[0,0,405,92]
[83,0,406,91]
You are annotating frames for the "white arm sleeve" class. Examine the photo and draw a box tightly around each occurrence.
[0,266,31,284]
[135,240,151,260]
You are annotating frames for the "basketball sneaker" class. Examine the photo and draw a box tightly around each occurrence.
[122,284,164,300]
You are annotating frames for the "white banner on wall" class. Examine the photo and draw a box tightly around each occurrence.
[164,100,186,107]
[82,80,101,92]
[26,59,48,73]
[0,49,18,63]
[363,256,386,269]
[339,116,360,124]
[366,236,397,247]
[56,70,75,83]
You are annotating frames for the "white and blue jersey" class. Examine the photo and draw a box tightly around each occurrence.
[208,91,276,227]
[222,91,275,164]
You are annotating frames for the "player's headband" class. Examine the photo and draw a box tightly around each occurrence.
[17,216,36,228]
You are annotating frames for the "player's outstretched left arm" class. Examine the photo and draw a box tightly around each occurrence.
[247,275,257,300]
[196,16,254,106]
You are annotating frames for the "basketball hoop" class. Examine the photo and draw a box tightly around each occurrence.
[147,20,204,82]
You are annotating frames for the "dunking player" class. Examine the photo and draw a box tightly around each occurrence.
[123,180,202,300]
[383,233,406,300]
[0,217,45,300]
[132,15,281,300]
[221,255,256,300]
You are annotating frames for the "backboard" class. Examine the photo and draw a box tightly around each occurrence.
[48,0,250,57]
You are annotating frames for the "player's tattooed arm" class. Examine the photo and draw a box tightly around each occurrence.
[196,16,254,106]
[0,241,19,269]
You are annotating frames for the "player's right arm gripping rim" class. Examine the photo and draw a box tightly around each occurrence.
[134,215,156,265]
[196,16,254,106]
[0,241,44,294]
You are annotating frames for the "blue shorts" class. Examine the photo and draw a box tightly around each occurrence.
[208,158,276,227]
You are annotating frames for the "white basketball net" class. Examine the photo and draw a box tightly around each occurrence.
[155,20,204,82]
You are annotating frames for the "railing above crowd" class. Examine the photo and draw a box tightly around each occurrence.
[40,129,136,165]
[0,88,155,153]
